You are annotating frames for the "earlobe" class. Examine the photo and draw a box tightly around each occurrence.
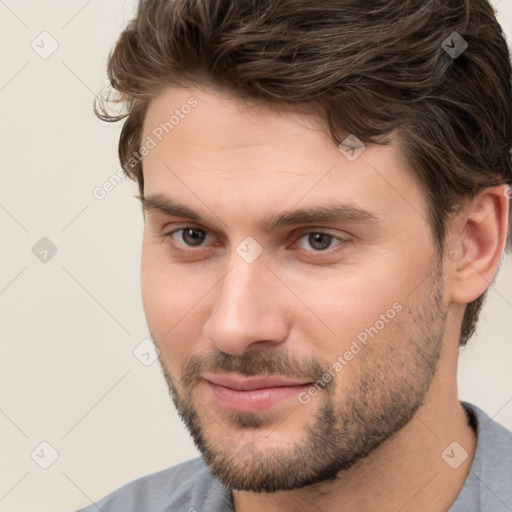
[448,185,510,305]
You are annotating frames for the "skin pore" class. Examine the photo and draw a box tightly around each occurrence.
[139,84,508,512]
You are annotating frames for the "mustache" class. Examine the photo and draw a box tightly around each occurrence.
[176,349,330,390]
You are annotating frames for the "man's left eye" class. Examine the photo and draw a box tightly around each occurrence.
[294,232,344,252]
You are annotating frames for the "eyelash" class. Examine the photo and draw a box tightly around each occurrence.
[162,226,350,258]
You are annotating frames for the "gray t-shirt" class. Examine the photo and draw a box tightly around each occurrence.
[75,401,512,511]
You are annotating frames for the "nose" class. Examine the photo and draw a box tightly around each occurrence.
[202,255,289,355]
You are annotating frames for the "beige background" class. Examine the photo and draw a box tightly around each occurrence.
[1,1,511,511]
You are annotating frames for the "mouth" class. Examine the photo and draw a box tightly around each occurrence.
[202,374,313,413]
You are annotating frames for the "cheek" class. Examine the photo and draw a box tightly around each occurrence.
[140,244,213,368]
[285,266,408,357]
[141,247,167,332]
[140,245,188,343]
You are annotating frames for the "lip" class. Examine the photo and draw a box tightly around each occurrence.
[202,374,312,413]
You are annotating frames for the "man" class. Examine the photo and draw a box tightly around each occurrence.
[77,0,512,510]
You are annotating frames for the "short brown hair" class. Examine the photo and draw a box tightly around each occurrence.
[95,0,512,346]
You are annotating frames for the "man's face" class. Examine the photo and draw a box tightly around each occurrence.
[140,85,449,492]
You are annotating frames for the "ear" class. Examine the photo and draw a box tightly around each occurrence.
[447,185,510,304]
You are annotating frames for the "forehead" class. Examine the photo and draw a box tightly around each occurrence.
[140,85,428,234]
[142,85,403,177]
[142,85,333,163]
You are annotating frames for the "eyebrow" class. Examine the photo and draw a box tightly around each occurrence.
[140,193,381,231]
